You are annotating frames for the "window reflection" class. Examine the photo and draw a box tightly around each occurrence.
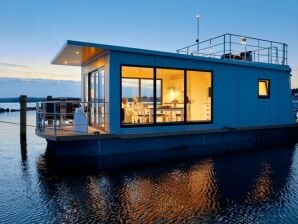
[121,67,155,125]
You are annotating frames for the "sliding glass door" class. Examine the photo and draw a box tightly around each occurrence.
[84,68,105,130]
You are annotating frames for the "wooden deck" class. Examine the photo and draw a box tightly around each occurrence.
[36,125,109,141]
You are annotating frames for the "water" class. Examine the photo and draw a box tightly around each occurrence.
[1,110,298,223]
[0,102,37,110]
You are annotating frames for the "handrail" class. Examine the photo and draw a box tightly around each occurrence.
[176,33,288,65]
[36,100,108,136]
[226,33,287,45]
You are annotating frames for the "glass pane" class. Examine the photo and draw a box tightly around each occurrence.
[156,68,184,123]
[156,80,161,104]
[97,69,105,129]
[187,71,212,122]
[141,79,154,104]
[121,66,154,125]
[90,71,97,124]
[122,78,139,103]
[84,74,88,102]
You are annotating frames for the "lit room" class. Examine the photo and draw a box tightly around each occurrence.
[121,66,212,125]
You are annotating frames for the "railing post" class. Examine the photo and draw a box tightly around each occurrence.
[282,44,286,65]
[258,40,260,62]
[229,34,232,59]
[54,103,57,135]
[209,39,212,57]
[36,102,39,131]
[42,103,46,132]
[223,34,226,56]
[286,45,288,65]
[270,41,273,63]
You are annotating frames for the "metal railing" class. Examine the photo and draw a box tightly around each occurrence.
[176,33,288,65]
[36,100,108,136]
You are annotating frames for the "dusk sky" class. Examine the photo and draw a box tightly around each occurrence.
[0,0,298,96]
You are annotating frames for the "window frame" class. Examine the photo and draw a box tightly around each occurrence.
[258,79,270,99]
[120,64,213,128]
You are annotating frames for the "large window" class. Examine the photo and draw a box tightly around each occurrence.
[156,68,184,123]
[258,79,270,98]
[121,66,155,125]
[121,65,213,126]
[187,71,212,121]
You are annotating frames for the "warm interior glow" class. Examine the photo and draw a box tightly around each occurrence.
[156,68,184,123]
[121,66,154,125]
[121,66,212,125]
[187,71,212,121]
[258,80,269,97]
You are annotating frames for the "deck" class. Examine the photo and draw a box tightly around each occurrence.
[36,125,110,141]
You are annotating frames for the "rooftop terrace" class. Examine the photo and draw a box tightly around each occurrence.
[176,33,288,65]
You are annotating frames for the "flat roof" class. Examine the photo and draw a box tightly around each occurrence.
[51,40,291,71]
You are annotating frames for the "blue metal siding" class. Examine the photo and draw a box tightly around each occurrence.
[107,51,293,135]
[269,72,279,125]
[238,68,258,127]
[109,53,121,134]
[213,64,239,128]
[277,72,293,124]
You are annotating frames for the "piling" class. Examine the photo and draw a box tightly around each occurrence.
[20,95,27,145]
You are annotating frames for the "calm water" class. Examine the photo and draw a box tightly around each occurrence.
[1,109,298,223]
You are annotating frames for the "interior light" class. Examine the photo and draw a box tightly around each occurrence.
[75,51,80,55]
[64,61,68,64]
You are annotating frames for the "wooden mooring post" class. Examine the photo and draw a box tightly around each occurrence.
[20,95,27,146]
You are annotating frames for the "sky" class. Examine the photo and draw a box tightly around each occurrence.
[0,0,298,97]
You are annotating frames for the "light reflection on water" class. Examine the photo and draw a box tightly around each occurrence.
[1,111,298,223]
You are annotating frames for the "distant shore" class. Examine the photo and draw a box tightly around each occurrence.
[0,97,45,103]
[0,106,36,113]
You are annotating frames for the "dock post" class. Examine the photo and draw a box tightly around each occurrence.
[20,95,27,145]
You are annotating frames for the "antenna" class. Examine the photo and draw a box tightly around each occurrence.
[196,15,200,54]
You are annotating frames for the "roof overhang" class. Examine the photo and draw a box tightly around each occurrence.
[51,40,110,66]
[51,40,291,72]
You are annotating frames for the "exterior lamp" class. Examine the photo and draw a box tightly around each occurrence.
[241,36,247,45]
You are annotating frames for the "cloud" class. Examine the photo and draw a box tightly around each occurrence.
[0,77,80,98]
[0,62,31,68]
[0,68,80,81]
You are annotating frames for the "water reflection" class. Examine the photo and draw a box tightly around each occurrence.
[36,145,296,223]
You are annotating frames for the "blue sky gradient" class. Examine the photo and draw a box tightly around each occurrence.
[0,0,297,90]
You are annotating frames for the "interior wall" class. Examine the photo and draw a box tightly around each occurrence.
[187,71,211,121]
[158,71,184,104]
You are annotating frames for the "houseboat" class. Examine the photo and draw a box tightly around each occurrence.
[36,34,298,160]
